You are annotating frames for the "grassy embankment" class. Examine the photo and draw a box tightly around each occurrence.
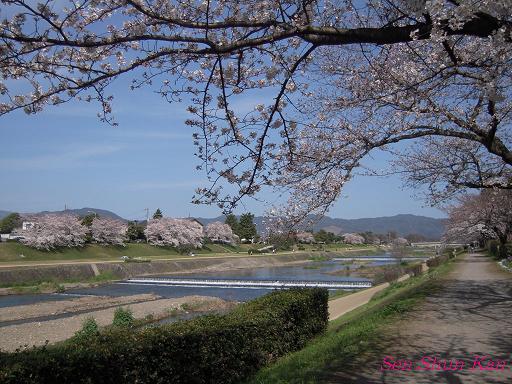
[245,257,455,383]
[0,242,256,263]
[300,243,383,255]
[0,242,381,264]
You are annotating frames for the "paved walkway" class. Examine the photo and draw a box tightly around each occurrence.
[324,252,512,383]
[329,274,412,320]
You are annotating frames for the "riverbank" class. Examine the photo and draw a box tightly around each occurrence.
[0,294,235,352]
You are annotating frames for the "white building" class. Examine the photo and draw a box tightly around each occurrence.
[22,222,36,230]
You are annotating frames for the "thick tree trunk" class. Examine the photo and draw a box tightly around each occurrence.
[498,235,509,259]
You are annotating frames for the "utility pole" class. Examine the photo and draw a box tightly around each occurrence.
[144,208,149,243]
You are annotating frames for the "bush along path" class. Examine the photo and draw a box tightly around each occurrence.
[0,289,328,384]
[247,252,512,384]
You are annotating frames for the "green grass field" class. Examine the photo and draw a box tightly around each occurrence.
[0,242,253,263]
[245,258,455,383]
[0,240,382,264]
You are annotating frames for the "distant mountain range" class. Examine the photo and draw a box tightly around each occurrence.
[196,214,446,240]
[0,208,446,240]
[0,208,126,222]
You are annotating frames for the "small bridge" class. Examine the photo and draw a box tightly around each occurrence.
[119,277,373,290]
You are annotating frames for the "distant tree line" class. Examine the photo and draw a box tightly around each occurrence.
[2,208,432,251]
[4,208,239,251]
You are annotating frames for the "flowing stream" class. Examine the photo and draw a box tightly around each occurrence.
[0,253,425,307]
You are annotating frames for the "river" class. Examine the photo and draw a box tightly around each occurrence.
[0,254,420,307]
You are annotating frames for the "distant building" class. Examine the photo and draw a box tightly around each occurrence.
[0,233,25,241]
[22,222,36,231]
[185,218,204,227]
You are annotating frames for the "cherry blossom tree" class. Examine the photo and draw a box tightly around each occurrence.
[91,217,128,245]
[390,236,409,262]
[444,189,512,256]
[393,237,409,246]
[342,233,365,245]
[205,221,238,243]
[145,218,204,248]
[21,214,88,250]
[1,1,511,219]
[296,231,314,243]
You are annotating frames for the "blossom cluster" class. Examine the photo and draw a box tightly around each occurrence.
[21,214,88,250]
[205,221,238,244]
[145,218,204,248]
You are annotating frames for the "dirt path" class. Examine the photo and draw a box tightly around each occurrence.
[324,252,512,384]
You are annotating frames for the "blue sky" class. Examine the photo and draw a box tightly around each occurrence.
[0,80,445,221]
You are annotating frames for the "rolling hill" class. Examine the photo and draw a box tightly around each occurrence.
[196,213,446,240]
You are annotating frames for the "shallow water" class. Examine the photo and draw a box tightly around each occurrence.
[0,254,404,307]
[62,257,386,302]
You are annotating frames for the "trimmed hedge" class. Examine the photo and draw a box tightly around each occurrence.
[426,254,450,268]
[0,289,328,384]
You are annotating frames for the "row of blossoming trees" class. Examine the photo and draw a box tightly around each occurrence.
[294,231,409,246]
[444,189,512,258]
[20,214,237,251]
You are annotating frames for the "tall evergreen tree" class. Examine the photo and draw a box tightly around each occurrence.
[0,213,21,233]
[126,221,146,242]
[153,209,163,220]
[80,213,96,228]
[224,214,239,236]
[238,213,257,241]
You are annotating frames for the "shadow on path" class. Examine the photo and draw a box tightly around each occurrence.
[320,253,512,384]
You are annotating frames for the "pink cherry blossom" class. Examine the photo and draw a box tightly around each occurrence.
[342,233,365,245]
[145,218,204,248]
[0,1,510,221]
[21,214,87,250]
[205,221,238,244]
[91,217,128,246]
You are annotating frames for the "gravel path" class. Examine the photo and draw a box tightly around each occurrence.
[0,295,231,352]
[324,252,512,384]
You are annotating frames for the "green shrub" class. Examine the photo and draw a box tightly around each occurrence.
[0,289,328,384]
[176,245,195,255]
[55,284,66,293]
[112,307,134,328]
[72,317,99,343]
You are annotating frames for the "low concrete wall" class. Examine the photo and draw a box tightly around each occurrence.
[0,264,97,285]
[0,253,315,285]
